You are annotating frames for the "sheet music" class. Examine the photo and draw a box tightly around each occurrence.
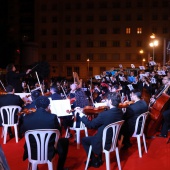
[94,102,107,108]
[149,61,156,66]
[127,84,134,91]
[95,75,101,79]
[139,66,145,70]
[15,93,32,101]
[49,99,72,117]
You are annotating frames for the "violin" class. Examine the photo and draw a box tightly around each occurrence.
[44,91,52,97]
[18,108,36,116]
[118,100,135,108]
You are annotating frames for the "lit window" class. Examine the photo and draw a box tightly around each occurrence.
[126,28,131,34]
[137,28,142,34]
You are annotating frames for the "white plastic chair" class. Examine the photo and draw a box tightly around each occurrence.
[85,120,124,170]
[25,129,60,170]
[132,111,149,158]
[65,109,88,149]
[0,105,21,144]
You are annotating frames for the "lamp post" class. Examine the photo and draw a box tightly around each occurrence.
[149,33,158,61]
[87,58,90,78]
[139,49,144,65]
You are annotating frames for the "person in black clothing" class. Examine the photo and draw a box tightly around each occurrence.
[79,92,123,168]
[120,90,148,150]
[48,85,62,100]
[21,96,69,170]
[6,63,31,93]
[0,85,24,138]
[18,90,41,138]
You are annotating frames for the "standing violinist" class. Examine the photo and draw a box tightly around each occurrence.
[6,63,31,93]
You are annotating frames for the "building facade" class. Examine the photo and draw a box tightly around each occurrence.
[3,0,170,80]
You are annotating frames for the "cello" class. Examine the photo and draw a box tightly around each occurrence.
[145,85,170,137]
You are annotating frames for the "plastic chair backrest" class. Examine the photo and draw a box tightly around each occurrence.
[102,120,124,152]
[25,129,60,164]
[133,112,149,137]
[0,106,21,125]
[72,109,86,129]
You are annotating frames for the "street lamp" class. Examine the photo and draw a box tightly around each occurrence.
[87,58,90,78]
[149,34,158,61]
[142,58,146,66]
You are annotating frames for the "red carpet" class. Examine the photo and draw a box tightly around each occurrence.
[1,127,170,170]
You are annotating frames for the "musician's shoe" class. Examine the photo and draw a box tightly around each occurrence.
[84,158,103,168]
[156,134,167,138]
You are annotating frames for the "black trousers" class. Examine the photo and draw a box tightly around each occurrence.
[56,138,69,170]
[161,108,170,136]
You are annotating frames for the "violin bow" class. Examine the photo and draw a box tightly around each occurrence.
[0,80,6,91]
[35,71,44,96]
[60,85,67,99]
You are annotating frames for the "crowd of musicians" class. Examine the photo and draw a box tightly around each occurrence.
[1,58,170,170]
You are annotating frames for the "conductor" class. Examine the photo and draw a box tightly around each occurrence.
[6,63,31,93]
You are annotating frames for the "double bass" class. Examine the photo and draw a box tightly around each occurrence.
[145,85,170,137]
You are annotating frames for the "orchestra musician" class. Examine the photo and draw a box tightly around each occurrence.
[21,96,69,170]
[48,85,62,100]
[79,92,123,168]
[6,63,31,93]
[149,77,170,138]
[0,85,24,138]
[120,89,148,150]
[18,90,41,138]
[64,87,89,139]
[150,76,170,106]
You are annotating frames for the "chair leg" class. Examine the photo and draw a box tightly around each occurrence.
[115,147,121,170]
[104,151,111,170]
[47,161,53,170]
[65,128,69,138]
[14,125,18,143]
[76,130,80,149]
[3,126,8,144]
[1,127,4,138]
[142,134,147,153]
[137,136,142,158]
[32,163,38,170]
[85,127,88,137]
[85,145,92,170]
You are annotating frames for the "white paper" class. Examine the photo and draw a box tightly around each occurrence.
[95,75,101,79]
[49,99,72,117]
[15,93,32,101]
[139,66,145,70]
[94,102,107,108]
[127,84,134,91]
